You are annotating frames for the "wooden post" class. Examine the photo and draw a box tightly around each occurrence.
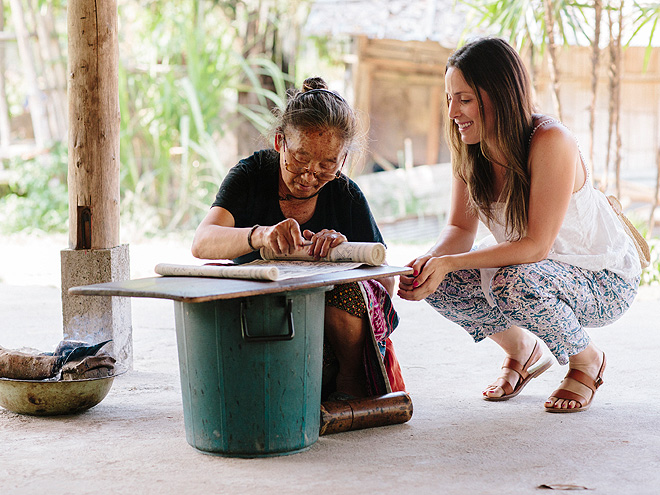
[67,0,120,250]
[62,0,132,369]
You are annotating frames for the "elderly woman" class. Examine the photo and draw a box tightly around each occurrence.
[192,77,405,399]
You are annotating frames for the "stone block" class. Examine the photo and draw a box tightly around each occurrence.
[61,244,133,370]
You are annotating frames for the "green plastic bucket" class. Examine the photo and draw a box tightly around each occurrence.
[173,287,326,457]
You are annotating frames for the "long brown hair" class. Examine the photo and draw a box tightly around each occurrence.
[445,38,536,238]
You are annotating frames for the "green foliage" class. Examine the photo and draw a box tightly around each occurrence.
[459,0,590,52]
[629,215,660,286]
[116,0,291,235]
[628,2,660,70]
[641,238,660,285]
[0,143,69,233]
[1,0,307,237]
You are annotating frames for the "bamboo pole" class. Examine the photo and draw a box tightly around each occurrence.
[9,0,51,148]
[649,148,659,234]
[29,0,66,140]
[0,0,11,150]
[614,1,624,199]
[543,0,562,121]
[588,0,602,179]
[43,4,67,96]
[319,392,413,436]
[67,0,120,250]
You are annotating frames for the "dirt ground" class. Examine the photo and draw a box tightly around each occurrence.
[1,233,659,495]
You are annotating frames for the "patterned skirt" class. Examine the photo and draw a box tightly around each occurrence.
[323,280,405,398]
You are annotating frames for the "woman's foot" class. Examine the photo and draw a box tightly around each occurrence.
[483,339,552,400]
[545,347,606,412]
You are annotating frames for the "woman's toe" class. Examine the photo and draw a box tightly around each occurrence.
[483,385,504,398]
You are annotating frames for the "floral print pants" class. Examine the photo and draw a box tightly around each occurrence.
[425,260,639,365]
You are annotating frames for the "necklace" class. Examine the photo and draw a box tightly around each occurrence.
[528,117,556,146]
[279,189,322,201]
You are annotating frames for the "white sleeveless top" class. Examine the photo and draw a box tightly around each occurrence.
[478,119,641,304]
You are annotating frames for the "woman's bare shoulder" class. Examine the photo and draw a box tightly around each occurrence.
[529,116,576,150]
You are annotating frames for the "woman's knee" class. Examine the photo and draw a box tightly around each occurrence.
[490,265,544,312]
[324,305,367,345]
[425,269,481,306]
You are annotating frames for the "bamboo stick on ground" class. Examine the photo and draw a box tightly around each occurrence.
[319,391,413,436]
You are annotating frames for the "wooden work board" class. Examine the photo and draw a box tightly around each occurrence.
[69,265,413,303]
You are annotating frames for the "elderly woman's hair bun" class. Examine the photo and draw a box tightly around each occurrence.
[273,76,358,146]
[301,77,329,92]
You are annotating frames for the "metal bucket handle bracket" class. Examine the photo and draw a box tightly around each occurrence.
[240,297,295,342]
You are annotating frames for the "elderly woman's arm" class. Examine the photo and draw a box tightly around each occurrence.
[192,206,308,260]
[191,207,251,260]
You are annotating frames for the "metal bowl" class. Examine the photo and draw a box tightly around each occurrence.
[0,373,120,416]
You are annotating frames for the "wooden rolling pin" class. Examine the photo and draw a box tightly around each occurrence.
[319,391,413,436]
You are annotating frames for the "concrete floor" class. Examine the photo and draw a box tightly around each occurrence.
[1,235,659,494]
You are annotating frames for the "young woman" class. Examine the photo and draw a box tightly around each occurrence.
[398,38,641,412]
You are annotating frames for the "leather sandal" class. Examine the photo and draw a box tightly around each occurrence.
[545,353,606,413]
[484,341,553,402]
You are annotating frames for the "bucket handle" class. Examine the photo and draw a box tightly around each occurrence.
[240,298,295,342]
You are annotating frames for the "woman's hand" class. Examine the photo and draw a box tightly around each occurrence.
[398,255,454,301]
[303,229,347,259]
[259,218,307,255]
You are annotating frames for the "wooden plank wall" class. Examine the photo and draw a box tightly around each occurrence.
[353,37,659,201]
[353,36,451,174]
[533,45,659,191]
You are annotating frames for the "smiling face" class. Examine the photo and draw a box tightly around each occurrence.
[275,126,347,200]
[445,66,495,146]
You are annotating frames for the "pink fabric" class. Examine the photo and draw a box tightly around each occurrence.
[360,279,405,393]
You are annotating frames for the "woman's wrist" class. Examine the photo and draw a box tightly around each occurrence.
[429,253,459,272]
[443,254,460,272]
[247,224,260,251]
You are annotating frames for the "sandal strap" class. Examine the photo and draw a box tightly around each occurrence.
[565,368,602,393]
[550,388,586,407]
[491,377,514,396]
[500,341,540,381]
[501,357,525,378]
[547,354,606,411]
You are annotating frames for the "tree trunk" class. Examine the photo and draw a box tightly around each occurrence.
[588,0,602,180]
[9,0,51,148]
[613,1,624,198]
[29,0,67,140]
[235,0,299,158]
[544,0,562,121]
[605,6,616,192]
[0,0,11,150]
[650,147,659,233]
[67,0,120,250]
[236,10,268,158]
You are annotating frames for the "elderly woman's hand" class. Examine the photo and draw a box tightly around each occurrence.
[260,218,307,255]
[303,229,347,259]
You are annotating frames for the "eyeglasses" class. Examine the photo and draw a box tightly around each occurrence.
[282,136,346,182]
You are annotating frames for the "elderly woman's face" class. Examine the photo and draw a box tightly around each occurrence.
[276,127,347,200]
